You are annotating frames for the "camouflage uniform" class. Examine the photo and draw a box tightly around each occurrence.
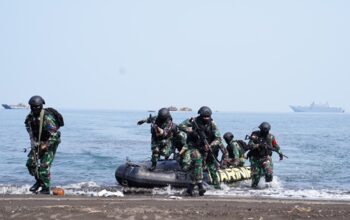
[206,142,228,189]
[179,117,224,188]
[172,130,191,171]
[179,118,203,184]
[25,110,61,189]
[151,118,174,166]
[226,140,245,167]
[139,114,175,168]
[247,130,282,188]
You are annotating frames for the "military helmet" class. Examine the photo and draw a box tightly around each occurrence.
[259,122,271,132]
[157,108,171,120]
[223,132,234,143]
[28,95,45,106]
[197,106,212,117]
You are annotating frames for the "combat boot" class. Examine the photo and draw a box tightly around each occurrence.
[213,181,222,190]
[197,183,206,196]
[148,162,156,171]
[39,186,50,195]
[186,184,195,196]
[29,180,42,192]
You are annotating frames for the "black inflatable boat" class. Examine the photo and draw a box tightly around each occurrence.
[115,159,251,188]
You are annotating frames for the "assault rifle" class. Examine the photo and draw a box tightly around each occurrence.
[245,135,288,159]
[29,141,40,179]
[191,118,221,166]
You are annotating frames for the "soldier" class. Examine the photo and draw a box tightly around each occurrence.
[137,108,175,171]
[25,96,62,194]
[247,122,284,188]
[171,125,191,171]
[223,132,246,167]
[179,106,226,195]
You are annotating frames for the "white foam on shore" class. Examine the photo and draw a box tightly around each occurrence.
[215,177,350,201]
[151,177,350,201]
[0,182,124,197]
[0,184,33,195]
[1,180,349,201]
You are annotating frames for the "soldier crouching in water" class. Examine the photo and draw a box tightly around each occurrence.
[179,106,227,195]
[247,122,284,188]
[137,108,176,171]
[25,96,61,194]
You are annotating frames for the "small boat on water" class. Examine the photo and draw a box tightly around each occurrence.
[115,159,251,188]
[289,102,345,113]
[2,103,29,109]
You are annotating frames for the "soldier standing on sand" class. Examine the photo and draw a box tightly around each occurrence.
[247,122,284,188]
[223,132,246,167]
[137,108,176,171]
[25,95,62,194]
[179,106,226,195]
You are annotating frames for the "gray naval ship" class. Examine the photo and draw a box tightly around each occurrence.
[290,102,345,113]
[2,103,29,109]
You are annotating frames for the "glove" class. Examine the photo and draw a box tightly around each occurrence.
[253,144,259,149]
[40,143,48,151]
[233,159,240,167]
[222,158,229,168]
[137,120,145,125]
[279,153,283,161]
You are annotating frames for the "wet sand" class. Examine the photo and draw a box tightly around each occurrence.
[0,195,349,220]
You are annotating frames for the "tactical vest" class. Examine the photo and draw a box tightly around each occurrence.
[248,131,273,158]
[26,113,54,142]
[187,118,215,149]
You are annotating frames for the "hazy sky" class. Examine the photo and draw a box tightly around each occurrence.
[1,0,349,112]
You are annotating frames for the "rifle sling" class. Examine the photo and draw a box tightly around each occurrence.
[38,109,45,144]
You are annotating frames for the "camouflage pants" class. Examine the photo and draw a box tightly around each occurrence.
[26,142,59,188]
[151,140,172,164]
[250,156,273,188]
[206,161,220,188]
[180,149,192,171]
[189,148,203,184]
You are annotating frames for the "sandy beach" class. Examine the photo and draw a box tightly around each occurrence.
[0,195,349,220]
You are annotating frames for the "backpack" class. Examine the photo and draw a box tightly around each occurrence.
[45,107,64,128]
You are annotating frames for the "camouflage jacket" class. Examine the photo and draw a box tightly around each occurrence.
[179,117,222,150]
[25,110,61,147]
[172,130,187,152]
[226,140,245,164]
[247,130,281,159]
[150,118,174,142]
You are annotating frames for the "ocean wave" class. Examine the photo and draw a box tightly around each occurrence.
[151,177,350,201]
[1,180,350,200]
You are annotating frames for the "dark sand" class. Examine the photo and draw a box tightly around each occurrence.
[1,195,349,220]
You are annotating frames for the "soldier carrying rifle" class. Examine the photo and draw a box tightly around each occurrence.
[25,96,63,194]
[246,122,286,188]
[137,108,176,171]
[179,106,228,195]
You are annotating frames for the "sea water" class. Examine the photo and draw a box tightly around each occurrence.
[1,109,349,200]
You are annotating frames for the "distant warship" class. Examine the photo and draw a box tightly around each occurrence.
[2,103,29,109]
[289,102,345,113]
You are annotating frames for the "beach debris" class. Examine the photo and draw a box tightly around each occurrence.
[52,187,65,196]
[97,189,124,197]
